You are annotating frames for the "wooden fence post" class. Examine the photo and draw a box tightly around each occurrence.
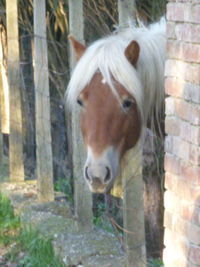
[0,81,2,166]
[0,114,2,165]
[118,1,146,267]
[0,26,9,136]
[122,146,146,267]
[0,34,4,164]
[68,0,93,230]
[33,0,54,202]
[118,0,136,26]
[6,0,24,181]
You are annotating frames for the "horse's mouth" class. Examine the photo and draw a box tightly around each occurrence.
[88,179,114,194]
[88,182,107,194]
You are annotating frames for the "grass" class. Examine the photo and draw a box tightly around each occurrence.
[93,201,163,267]
[0,185,163,267]
[0,193,20,245]
[0,192,65,267]
[148,258,164,267]
[93,201,116,234]
[18,227,64,267]
[0,156,9,182]
[54,177,73,203]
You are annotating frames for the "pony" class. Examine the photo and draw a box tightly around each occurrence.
[67,19,166,194]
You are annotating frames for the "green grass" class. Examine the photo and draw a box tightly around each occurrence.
[93,201,123,235]
[148,258,163,267]
[0,156,9,182]
[18,227,64,267]
[54,177,73,203]
[0,193,20,245]
[0,192,65,267]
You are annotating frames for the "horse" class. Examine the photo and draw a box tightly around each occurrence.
[67,19,166,194]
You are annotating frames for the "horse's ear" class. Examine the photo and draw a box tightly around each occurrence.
[125,40,140,66]
[68,35,86,61]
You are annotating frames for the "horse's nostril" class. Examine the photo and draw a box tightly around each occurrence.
[85,166,91,181]
[104,167,111,183]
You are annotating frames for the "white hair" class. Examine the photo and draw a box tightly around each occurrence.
[67,19,166,133]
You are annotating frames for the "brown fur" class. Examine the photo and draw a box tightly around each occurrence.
[79,73,141,159]
[68,35,86,61]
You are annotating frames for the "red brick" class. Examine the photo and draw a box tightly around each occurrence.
[166,22,176,39]
[165,76,200,104]
[180,121,200,146]
[165,153,181,174]
[187,223,200,245]
[176,179,200,204]
[189,144,200,166]
[180,201,200,225]
[191,206,200,226]
[169,258,188,267]
[190,125,200,146]
[165,77,184,98]
[184,64,200,85]
[164,227,189,254]
[172,137,190,161]
[165,78,200,106]
[181,204,194,223]
[167,40,200,63]
[167,3,185,22]
[164,190,181,213]
[167,3,200,24]
[165,97,175,116]
[170,215,186,235]
[164,189,200,224]
[181,43,200,63]
[164,209,173,228]
[184,83,200,104]
[165,172,177,192]
[165,171,200,203]
[165,116,180,136]
[165,59,200,84]
[175,99,190,121]
[175,99,200,125]
[175,23,200,43]
[179,121,191,142]
[165,136,173,154]
[191,4,200,24]
[181,162,200,185]
[163,246,188,267]
[189,245,200,265]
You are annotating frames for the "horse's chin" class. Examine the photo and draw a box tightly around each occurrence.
[89,187,106,194]
[88,180,114,194]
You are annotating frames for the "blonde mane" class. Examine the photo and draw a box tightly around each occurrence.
[67,19,166,132]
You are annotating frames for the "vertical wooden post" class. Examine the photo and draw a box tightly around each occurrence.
[122,146,146,267]
[33,0,54,202]
[68,0,93,230]
[118,0,136,26]
[0,79,2,166]
[6,0,24,181]
[0,115,2,165]
[0,33,4,164]
[118,1,146,266]
[0,26,9,136]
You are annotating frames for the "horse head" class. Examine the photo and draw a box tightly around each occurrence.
[68,36,142,193]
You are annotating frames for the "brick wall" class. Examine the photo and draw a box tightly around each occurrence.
[164,1,200,267]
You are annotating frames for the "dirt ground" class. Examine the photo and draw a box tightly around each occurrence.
[0,181,126,267]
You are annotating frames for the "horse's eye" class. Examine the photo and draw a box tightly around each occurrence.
[77,98,83,107]
[122,99,133,109]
